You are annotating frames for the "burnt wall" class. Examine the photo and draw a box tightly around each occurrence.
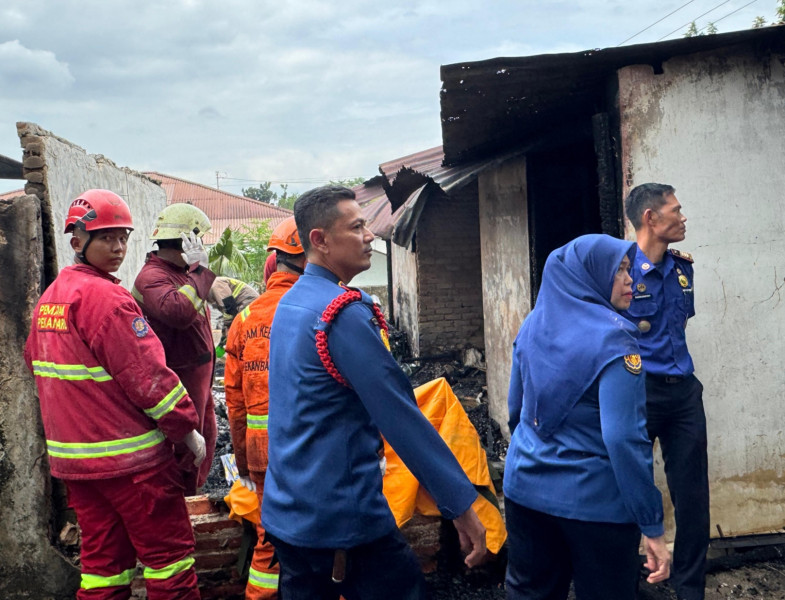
[0,194,79,598]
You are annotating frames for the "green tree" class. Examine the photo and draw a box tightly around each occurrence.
[777,0,785,23]
[706,22,718,34]
[242,182,276,204]
[752,15,768,28]
[276,183,300,210]
[683,21,701,37]
[208,227,249,278]
[329,177,366,188]
[235,219,274,290]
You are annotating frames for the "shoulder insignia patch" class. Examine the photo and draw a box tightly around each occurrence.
[380,327,391,351]
[670,249,694,263]
[132,316,150,338]
[623,354,642,375]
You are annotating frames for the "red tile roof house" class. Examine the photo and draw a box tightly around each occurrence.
[143,172,292,245]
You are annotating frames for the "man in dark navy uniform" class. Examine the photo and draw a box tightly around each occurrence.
[623,183,708,600]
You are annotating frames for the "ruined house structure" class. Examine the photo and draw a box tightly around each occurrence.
[383,25,785,544]
[3,22,785,598]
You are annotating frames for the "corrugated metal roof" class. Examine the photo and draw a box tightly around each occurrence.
[353,180,396,240]
[378,144,526,213]
[145,172,292,245]
[440,25,785,165]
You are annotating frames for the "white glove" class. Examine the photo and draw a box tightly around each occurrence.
[183,429,206,467]
[239,476,257,492]
[180,232,209,269]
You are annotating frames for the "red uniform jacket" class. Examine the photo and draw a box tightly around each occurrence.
[24,264,199,480]
[132,253,216,370]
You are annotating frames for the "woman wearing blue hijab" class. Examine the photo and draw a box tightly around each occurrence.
[504,234,670,600]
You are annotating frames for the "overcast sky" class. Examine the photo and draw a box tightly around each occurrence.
[0,0,777,196]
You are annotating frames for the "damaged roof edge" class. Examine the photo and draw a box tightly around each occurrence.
[440,25,785,165]
[0,154,23,180]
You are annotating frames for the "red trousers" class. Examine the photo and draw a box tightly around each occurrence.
[174,361,217,495]
[247,470,279,599]
[66,460,199,600]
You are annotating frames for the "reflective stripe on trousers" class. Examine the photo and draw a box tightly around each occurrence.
[247,414,268,430]
[248,566,279,590]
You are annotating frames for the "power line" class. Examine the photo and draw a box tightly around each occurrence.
[700,0,762,28]
[657,0,734,41]
[617,0,699,46]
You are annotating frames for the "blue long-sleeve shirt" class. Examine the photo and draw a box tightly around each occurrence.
[262,263,477,548]
[504,355,664,538]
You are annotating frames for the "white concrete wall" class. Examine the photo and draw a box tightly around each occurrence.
[351,238,387,288]
[391,242,420,355]
[478,157,531,439]
[39,126,166,289]
[618,46,785,537]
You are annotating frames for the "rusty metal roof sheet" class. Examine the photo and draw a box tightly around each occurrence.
[440,25,785,165]
[145,172,292,245]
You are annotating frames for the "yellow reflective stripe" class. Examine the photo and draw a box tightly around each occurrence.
[177,284,205,314]
[143,556,195,580]
[238,306,251,323]
[47,430,165,459]
[248,567,278,589]
[81,567,136,590]
[131,286,144,304]
[247,414,268,430]
[230,279,244,298]
[32,361,112,382]
[144,382,187,421]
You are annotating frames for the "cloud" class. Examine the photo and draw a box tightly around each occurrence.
[0,40,74,92]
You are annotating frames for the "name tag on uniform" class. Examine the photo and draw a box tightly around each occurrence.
[633,294,652,300]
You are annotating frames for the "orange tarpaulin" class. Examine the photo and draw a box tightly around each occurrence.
[382,377,507,554]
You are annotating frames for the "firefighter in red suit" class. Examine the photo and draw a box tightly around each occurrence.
[24,189,206,599]
[132,204,218,495]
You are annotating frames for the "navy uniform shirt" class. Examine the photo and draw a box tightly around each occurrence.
[263,263,477,548]
[622,246,695,377]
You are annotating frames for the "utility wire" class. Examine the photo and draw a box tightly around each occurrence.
[657,0,733,40]
[617,0,699,46]
[698,0,762,28]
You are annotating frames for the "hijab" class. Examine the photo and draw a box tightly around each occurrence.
[512,234,639,438]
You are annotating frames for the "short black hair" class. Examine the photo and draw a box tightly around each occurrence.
[293,185,356,254]
[625,183,676,230]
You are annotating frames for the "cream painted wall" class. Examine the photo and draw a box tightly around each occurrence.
[478,157,530,439]
[618,46,785,537]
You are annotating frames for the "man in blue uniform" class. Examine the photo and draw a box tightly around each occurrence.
[623,183,709,600]
[263,185,487,599]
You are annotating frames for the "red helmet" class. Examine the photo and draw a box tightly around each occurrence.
[63,189,134,234]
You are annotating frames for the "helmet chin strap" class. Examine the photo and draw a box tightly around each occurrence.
[278,257,304,275]
[74,226,93,266]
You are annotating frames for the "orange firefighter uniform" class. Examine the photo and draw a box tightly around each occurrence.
[225,270,300,598]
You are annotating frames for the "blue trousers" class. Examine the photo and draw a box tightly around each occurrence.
[646,373,709,600]
[504,499,641,600]
[267,528,426,600]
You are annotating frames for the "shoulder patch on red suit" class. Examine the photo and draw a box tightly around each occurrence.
[132,317,150,338]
